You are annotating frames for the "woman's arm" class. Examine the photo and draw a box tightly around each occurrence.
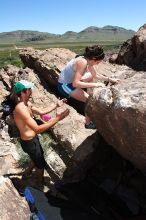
[89,66,120,84]
[96,73,120,84]
[72,59,101,88]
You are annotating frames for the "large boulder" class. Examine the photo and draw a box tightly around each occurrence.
[113,24,146,71]
[86,61,146,173]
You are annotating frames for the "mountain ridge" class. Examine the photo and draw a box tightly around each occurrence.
[0,25,135,43]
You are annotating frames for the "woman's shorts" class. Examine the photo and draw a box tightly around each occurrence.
[20,135,48,169]
[57,83,76,98]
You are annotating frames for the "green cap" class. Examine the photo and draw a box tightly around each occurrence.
[14,80,34,93]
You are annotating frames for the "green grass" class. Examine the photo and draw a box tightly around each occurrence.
[0,41,121,69]
[0,49,23,68]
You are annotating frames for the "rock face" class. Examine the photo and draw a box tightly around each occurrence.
[112,24,146,71]
[0,138,20,176]
[1,42,146,217]
[1,35,146,218]
[86,61,146,172]
[0,177,30,220]
[19,47,76,86]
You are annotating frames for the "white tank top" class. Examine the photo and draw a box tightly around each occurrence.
[58,59,75,83]
[58,57,88,84]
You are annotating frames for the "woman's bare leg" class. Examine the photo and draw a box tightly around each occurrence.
[70,88,90,124]
[70,88,89,102]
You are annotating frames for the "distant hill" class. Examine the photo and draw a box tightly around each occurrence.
[0,26,135,44]
[0,30,58,44]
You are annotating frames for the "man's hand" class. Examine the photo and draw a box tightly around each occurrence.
[56,109,70,120]
[57,98,67,107]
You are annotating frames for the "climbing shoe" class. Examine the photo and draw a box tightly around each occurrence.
[85,121,96,129]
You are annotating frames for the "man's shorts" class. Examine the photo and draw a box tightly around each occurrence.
[20,135,48,169]
[57,83,76,98]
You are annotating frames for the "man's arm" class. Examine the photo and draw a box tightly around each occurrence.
[15,106,69,133]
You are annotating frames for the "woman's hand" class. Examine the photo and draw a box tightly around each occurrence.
[109,78,120,85]
[57,98,67,107]
[95,82,104,88]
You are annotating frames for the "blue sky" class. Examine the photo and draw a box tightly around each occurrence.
[0,0,146,34]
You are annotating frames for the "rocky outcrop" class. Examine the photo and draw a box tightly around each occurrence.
[0,176,30,219]
[0,137,20,176]
[1,42,146,217]
[0,23,146,217]
[111,24,146,71]
[19,47,76,86]
[86,61,146,172]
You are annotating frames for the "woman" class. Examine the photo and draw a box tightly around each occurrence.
[58,45,119,129]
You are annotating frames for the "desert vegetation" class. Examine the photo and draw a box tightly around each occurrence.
[0,41,121,68]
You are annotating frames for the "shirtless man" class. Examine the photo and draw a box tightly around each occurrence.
[13,80,69,185]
